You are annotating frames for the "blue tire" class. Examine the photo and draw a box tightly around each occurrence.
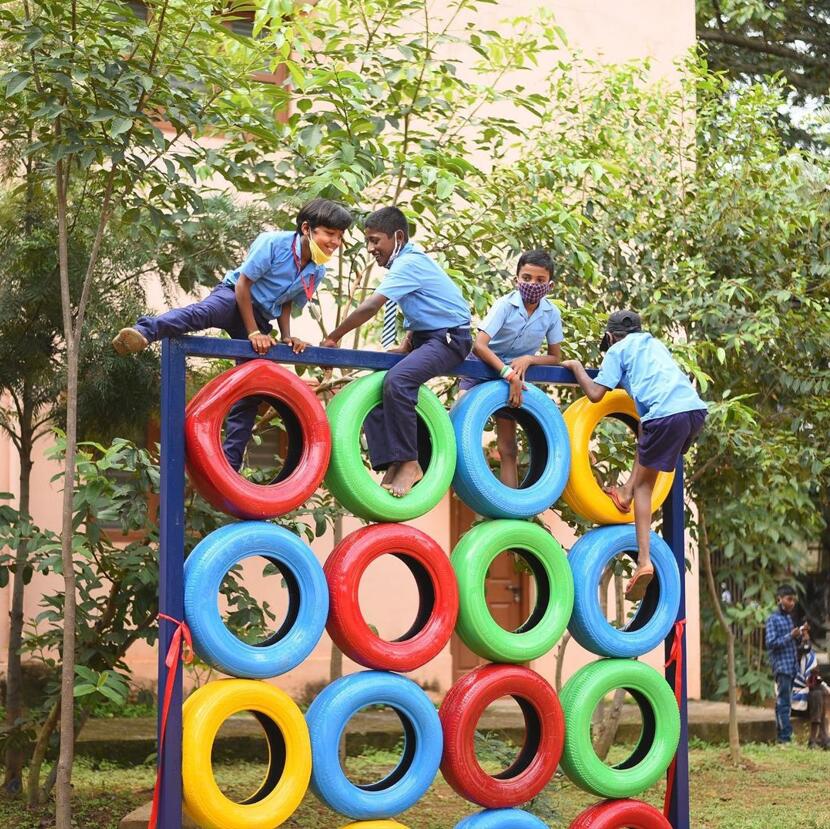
[184,522,328,679]
[454,810,548,828]
[450,381,570,519]
[567,525,681,658]
[306,671,443,819]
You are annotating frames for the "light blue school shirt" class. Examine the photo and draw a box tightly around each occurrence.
[479,291,563,360]
[375,242,471,331]
[224,231,326,319]
[594,332,708,422]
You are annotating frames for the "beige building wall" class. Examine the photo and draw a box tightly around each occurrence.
[0,0,700,700]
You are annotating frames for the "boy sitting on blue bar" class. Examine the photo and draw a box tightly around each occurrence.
[562,310,707,600]
[459,249,563,488]
[321,206,472,497]
[112,198,353,469]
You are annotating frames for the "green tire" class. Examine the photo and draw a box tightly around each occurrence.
[324,371,456,522]
[451,520,574,663]
[559,659,680,798]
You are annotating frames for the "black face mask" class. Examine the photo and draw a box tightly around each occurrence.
[599,332,613,353]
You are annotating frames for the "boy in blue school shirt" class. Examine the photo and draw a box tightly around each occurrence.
[562,310,707,600]
[321,206,472,497]
[459,250,563,488]
[112,198,353,470]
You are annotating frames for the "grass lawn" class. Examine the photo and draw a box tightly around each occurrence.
[1,740,828,828]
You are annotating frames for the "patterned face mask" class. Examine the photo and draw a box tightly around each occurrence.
[516,279,550,305]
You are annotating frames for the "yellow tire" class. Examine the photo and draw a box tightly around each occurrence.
[561,390,674,524]
[182,679,311,829]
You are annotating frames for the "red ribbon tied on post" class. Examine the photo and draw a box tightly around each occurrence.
[663,617,686,818]
[149,613,194,829]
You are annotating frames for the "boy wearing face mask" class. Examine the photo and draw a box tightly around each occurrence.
[112,197,352,470]
[459,250,562,488]
[562,311,708,600]
[321,206,472,498]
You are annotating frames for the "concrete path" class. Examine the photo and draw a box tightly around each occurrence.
[83,698,778,769]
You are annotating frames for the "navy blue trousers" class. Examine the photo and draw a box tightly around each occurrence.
[775,672,794,742]
[364,327,472,470]
[135,283,271,471]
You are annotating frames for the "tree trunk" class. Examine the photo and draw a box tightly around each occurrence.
[700,509,741,764]
[554,632,571,692]
[54,157,78,829]
[593,572,627,760]
[329,515,347,763]
[26,701,59,808]
[3,387,34,795]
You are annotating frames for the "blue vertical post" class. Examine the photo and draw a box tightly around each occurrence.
[158,338,186,829]
[663,460,690,829]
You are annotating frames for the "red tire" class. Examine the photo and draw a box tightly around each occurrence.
[568,799,672,828]
[439,664,564,808]
[325,524,459,672]
[185,360,331,519]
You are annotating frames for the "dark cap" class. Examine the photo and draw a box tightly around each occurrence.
[599,310,642,352]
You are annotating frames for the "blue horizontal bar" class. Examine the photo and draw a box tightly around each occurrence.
[178,336,597,383]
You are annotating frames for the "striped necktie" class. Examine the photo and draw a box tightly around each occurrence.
[381,299,397,349]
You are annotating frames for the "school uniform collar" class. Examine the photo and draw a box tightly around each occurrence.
[508,289,552,317]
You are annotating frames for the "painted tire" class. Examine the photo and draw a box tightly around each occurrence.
[325,371,456,522]
[325,523,459,672]
[182,679,310,829]
[455,809,549,828]
[339,823,411,829]
[560,390,674,524]
[184,522,328,679]
[306,671,443,819]
[559,660,680,798]
[568,525,681,658]
[185,360,331,519]
[440,664,564,807]
[568,799,672,828]
[450,381,571,518]
[452,520,573,663]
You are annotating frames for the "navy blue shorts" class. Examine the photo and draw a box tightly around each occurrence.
[638,409,707,472]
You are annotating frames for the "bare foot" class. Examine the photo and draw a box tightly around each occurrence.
[625,563,655,602]
[112,327,148,355]
[389,461,423,498]
[381,463,400,489]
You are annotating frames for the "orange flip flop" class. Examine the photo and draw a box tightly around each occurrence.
[604,486,630,514]
[625,565,655,602]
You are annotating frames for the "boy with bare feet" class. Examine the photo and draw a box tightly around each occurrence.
[562,310,707,600]
[321,207,471,497]
[459,250,562,488]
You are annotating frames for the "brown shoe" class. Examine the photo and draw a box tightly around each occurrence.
[112,327,149,355]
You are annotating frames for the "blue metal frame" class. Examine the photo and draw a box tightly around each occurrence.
[157,335,689,828]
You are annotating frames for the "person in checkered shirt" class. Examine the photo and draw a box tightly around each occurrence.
[766,584,808,745]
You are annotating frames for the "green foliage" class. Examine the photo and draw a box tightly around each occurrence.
[696,1,830,143]
[0,434,339,762]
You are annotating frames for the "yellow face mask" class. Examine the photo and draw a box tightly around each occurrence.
[308,234,332,265]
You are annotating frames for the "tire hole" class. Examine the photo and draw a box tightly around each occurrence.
[589,414,638,493]
[358,406,433,485]
[589,687,654,767]
[221,396,303,484]
[473,695,540,778]
[209,710,285,802]
[358,554,435,642]
[340,705,414,790]
[218,556,299,647]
